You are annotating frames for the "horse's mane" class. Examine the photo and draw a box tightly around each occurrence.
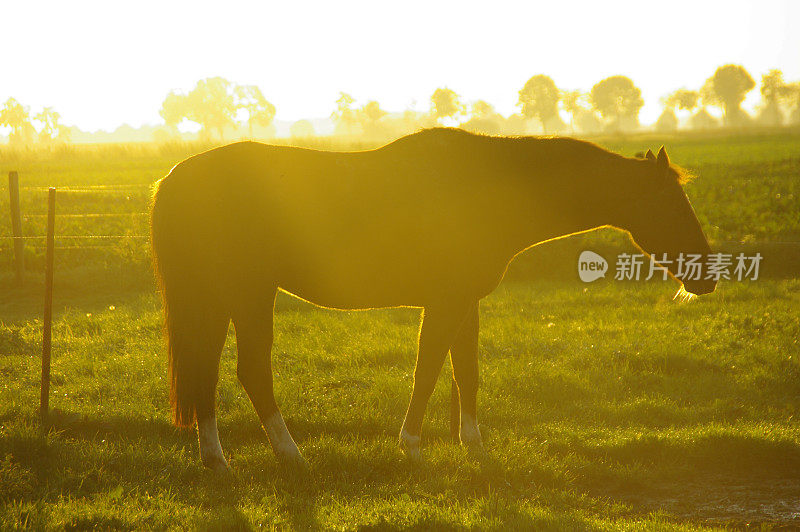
[391,128,696,186]
[671,165,695,186]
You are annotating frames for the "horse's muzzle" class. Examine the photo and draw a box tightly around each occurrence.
[683,278,717,296]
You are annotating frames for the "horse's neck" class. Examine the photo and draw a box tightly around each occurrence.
[498,156,623,256]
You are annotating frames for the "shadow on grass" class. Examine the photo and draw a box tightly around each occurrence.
[5,407,798,527]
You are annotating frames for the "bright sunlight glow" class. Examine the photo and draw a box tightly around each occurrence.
[4,0,799,132]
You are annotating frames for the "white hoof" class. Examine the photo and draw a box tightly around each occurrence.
[202,454,230,473]
[198,416,229,472]
[399,428,422,461]
[460,413,484,451]
[264,412,304,464]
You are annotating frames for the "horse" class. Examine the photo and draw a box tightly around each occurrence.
[150,127,716,471]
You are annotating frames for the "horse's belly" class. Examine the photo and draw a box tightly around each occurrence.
[276,259,430,310]
[274,246,506,310]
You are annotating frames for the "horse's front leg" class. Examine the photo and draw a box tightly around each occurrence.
[233,293,304,464]
[449,302,482,450]
[400,302,473,460]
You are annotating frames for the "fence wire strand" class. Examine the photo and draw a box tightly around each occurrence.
[0,235,149,241]
[19,184,152,191]
[24,212,149,218]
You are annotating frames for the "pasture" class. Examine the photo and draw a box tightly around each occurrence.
[1,131,799,529]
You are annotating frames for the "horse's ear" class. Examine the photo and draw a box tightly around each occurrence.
[656,146,669,168]
[645,149,656,161]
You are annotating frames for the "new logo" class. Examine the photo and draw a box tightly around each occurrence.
[578,250,608,282]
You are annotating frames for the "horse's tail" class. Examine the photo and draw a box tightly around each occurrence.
[150,170,228,428]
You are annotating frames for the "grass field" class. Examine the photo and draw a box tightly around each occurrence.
[1,130,799,530]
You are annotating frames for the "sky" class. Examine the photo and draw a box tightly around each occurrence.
[3,0,799,132]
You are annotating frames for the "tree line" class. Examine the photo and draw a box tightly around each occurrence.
[2,64,799,145]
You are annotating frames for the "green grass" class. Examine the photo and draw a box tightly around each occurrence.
[1,130,799,529]
[1,280,798,529]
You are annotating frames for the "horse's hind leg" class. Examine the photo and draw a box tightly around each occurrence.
[400,302,473,460]
[233,290,303,464]
[167,303,229,472]
[449,302,482,450]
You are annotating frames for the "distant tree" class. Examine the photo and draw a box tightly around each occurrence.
[662,88,716,130]
[471,100,495,119]
[331,92,360,135]
[357,100,387,138]
[657,89,699,132]
[159,91,188,133]
[235,85,276,137]
[688,108,719,129]
[57,124,71,143]
[780,82,800,124]
[359,100,386,124]
[0,98,34,145]
[575,111,603,134]
[290,119,315,138]
[400,108,426,133]
[34,107,64,143]
[654,109,678,132]
[757,69,785,126]
[590,76,644,131]
[184,77,237,141]
[430,88,463,123]
[560,90,582,133]
[518,75,561,133]
[560,90,600,134]
[503,113,528,135]
[461,100,505,135]
[665,89,700,112]
[702,64,755,126]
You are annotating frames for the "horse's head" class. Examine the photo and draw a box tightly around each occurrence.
[620,147,716,296]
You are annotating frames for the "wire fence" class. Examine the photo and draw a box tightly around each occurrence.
[2,179,152,268]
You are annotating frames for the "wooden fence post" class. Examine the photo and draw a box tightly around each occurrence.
[8,171,25,285]
[40,187,56,424]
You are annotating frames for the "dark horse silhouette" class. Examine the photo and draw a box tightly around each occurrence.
[150,128,716,471]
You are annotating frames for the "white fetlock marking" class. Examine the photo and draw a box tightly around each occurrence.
[265,411,301,458]
[399,428,421,450]
[198,416,227,467]
[399,428,422,460]
[460,413,482,447]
